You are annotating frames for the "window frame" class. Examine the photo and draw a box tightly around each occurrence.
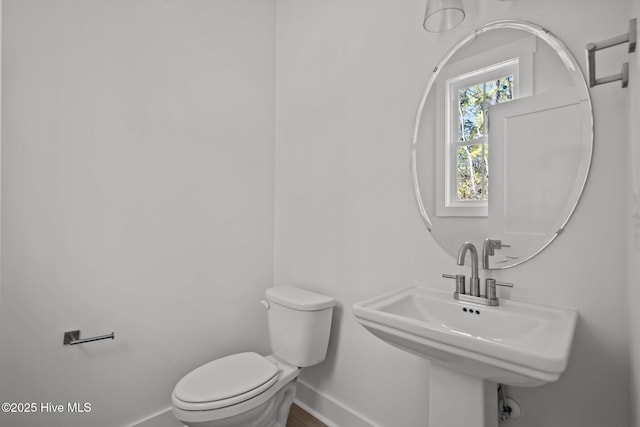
[434,34,536,218]
[444,59,519,215]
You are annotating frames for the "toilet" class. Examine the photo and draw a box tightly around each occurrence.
[171,286,335,427]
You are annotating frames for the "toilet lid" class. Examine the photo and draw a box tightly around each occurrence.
[173,352,279,406]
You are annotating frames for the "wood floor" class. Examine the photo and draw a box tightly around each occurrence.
[286,403,328,427]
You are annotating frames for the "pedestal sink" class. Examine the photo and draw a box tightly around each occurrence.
[352,286,578,426]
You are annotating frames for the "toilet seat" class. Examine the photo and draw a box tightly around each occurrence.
[172,354,301,425]
[172,352,279,411]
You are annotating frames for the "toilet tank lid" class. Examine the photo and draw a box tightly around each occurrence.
[266,286,335,311]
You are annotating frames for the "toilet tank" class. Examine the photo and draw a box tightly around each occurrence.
[265,287,335,367]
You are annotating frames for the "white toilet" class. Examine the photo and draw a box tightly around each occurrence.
[171,286,335,427]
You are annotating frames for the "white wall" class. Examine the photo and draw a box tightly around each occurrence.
[0,1,275,426]
[275,1,631,426]
[628,1,640,426]
[0,1,634,427]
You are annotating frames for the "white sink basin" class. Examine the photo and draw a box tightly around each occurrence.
[353,286,578,387]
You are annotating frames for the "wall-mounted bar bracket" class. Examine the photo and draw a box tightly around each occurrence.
[586,18,636,88]
[63,330,115,346]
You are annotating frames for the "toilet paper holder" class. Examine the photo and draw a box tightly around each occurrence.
[63,330,115,346]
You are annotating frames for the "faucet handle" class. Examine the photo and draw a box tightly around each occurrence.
[495,281,514,288]
[485,278,514,301]
[485,239,510,253]
[443,273,465,295]
[482,239,512,269]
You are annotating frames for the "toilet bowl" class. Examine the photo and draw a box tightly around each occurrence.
[171,287,335,427]
[171,353,299,427]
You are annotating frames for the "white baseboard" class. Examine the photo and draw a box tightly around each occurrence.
[125,407,184,427]
[294,380,383,427]
[126,382,380,427]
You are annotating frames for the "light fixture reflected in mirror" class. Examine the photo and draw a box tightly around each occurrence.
[423,0,465,32]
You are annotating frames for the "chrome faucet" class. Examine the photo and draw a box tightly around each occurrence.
[457,242,480,297]
[443,240,515,306]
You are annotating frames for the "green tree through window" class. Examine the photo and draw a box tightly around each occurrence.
[455,75,514,202]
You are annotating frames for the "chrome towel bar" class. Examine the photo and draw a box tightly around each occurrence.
[63,330,115,346]
[586,18,636,88]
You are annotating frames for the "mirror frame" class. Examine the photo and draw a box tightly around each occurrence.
[410,20,594,269]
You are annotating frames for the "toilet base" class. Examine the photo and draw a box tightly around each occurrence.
[178,380,296,427]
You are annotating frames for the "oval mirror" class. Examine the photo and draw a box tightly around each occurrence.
[411,20,593,269]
